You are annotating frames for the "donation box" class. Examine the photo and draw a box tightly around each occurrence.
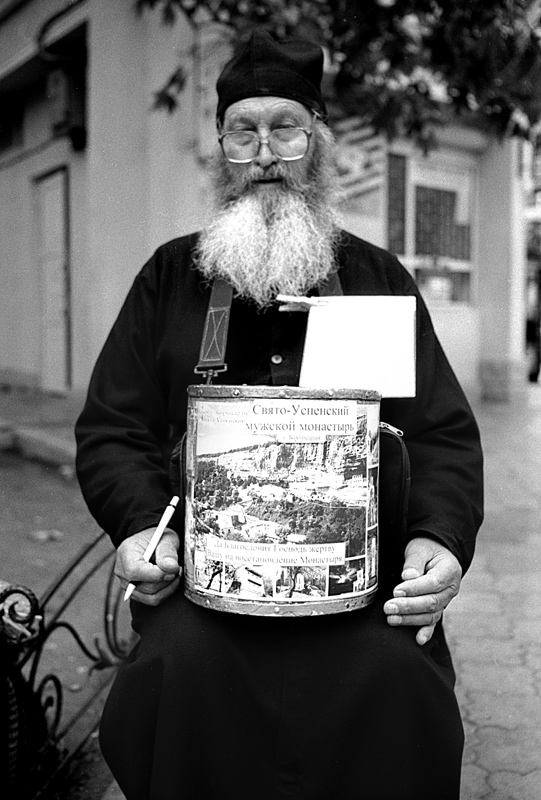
[183,385,381,617]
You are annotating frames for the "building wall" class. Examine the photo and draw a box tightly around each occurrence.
[478,138,528,401]
[0,0,529,402]
[0,0,207,390]
[0,0,90,391]
[2,143,57,387]
[413,141,481,402]
[0,83,88,389]
[0,0,77,71]
[373,129,488,402]
[84,0,219,368]
[84,0,150,366]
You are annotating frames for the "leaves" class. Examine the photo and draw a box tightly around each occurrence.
[152,65,187,112]
[136,0,541,146]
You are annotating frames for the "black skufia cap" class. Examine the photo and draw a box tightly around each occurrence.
[216,29,327,121]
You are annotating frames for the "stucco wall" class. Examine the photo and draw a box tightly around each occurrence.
[0,0,89,390]
[0,0,74,78]
[84,0,210,370]
[478,137,527,400]
[0,113,87,389]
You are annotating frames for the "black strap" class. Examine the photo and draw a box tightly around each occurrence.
[194,272,343,382]
[194,278,234,382]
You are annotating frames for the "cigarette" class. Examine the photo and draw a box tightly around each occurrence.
[123,496,180,602]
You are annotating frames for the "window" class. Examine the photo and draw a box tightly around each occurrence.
[387,152,476,305]
[415,186,471,260]
[0,99,23,153]
[387,153,406,255]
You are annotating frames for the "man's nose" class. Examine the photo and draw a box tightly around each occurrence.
[254,139,277,168]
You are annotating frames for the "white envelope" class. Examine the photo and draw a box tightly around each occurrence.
[299,295,416,397]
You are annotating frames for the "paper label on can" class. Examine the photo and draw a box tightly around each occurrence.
[206,535,347,566]
[245,399,358,442]
[184,397,380,605]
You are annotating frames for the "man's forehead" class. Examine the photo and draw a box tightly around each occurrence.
[223,96,312,125]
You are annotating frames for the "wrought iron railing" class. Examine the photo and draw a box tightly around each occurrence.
[1,532,134,799]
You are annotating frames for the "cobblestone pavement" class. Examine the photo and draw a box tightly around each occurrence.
[446,385,541,800]
[2,385,541,799]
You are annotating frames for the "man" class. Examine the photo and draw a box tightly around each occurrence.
[76,31,483,800]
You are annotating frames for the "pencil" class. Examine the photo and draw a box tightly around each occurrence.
[123,496,180,602]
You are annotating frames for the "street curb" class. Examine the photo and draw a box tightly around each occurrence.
[16,427,76,466]
[0,418,75,467]
[0,421,15,450]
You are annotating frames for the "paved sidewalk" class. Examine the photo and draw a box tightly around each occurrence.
[446,385,541,800]
[1,384,540,799]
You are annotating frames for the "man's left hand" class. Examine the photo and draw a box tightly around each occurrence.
[383,537,462,646]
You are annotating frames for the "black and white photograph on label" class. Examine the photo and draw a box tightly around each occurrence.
[329,557,366,597]
[185,393,377,608]
[1,3,541,800]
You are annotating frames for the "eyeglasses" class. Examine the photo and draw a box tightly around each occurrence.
[218,121,315,164]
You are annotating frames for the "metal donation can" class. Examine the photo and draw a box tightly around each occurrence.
[183,386,381,616]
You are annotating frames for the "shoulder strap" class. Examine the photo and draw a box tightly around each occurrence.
[194,278,233,382]
[194,271,344,382]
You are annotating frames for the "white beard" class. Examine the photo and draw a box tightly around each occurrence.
[196,128,341,308]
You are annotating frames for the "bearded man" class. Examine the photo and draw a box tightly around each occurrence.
[199,103,339,307]
[75,31,483,800]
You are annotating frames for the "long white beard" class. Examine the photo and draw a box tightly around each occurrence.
[197,189,339,308]
[196,124,341,308]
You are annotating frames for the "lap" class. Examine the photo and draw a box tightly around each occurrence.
[101,586,463,800]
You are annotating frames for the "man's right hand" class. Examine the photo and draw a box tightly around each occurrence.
[115,527,181,606]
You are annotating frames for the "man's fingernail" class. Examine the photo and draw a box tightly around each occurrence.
[385,603,398,614]
[393,589,406,597]
[402,568,420,579]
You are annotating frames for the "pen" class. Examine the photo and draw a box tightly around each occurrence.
[123,496,180,602]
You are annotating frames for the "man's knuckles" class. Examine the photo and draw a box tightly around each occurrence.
[390,593,443,615]
[401,610,442,626]
[132,578,180,606]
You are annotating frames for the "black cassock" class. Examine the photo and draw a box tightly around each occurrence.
[76,231,483,800]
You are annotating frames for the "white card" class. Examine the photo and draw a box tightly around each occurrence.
[298,296,416,397]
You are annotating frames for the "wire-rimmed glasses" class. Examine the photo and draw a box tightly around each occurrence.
[218,119,316,164]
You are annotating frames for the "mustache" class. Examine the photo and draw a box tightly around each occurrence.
[247,164,287,181]
[227,163,310,197]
